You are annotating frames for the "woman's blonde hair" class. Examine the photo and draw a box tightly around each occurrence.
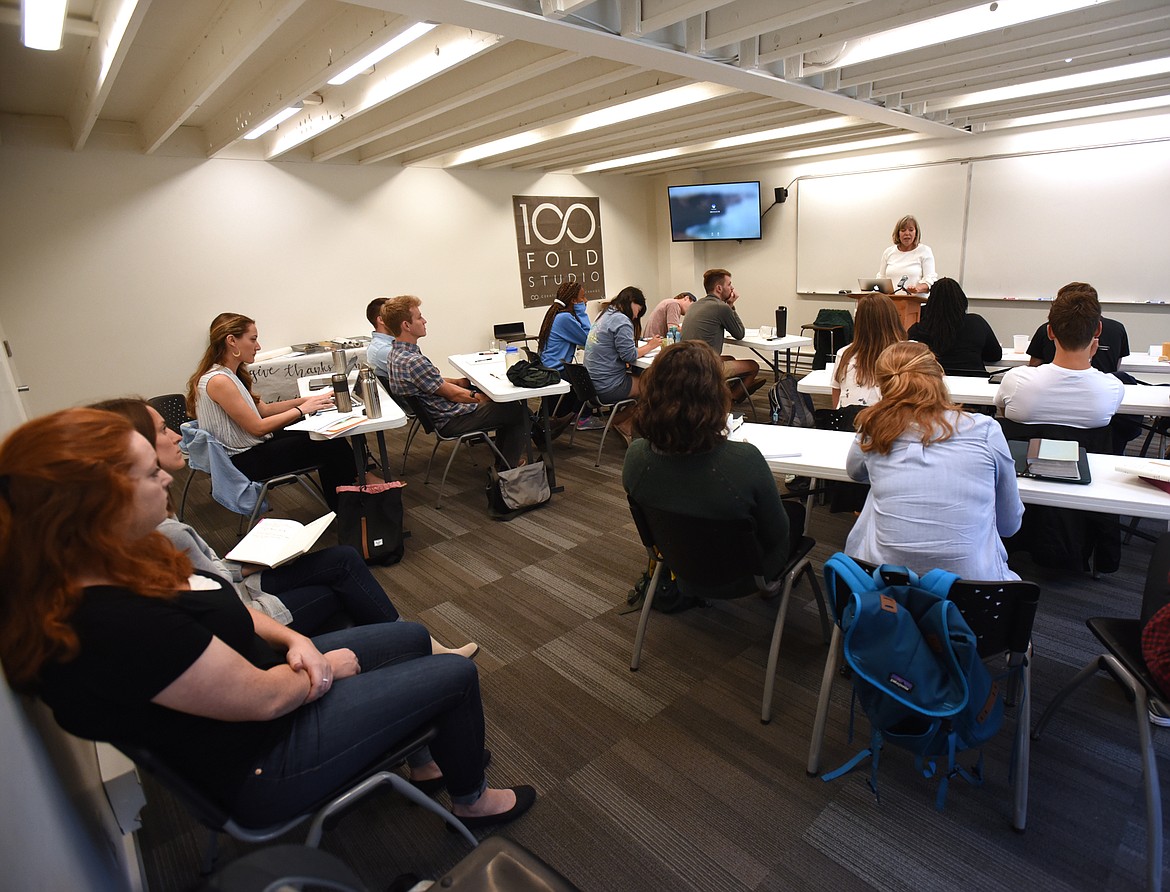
[891,215,921,248]
[833,294,905,389]
[185,313,256,417]
[854,341,961,455]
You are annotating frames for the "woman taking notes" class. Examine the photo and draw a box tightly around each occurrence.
[584,286,662,443]
[877,215,936,294]
[0,409,534,830]
[186,313,356,508]
[845,341,1023,580]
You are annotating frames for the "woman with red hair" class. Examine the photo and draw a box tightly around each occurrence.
[0,409,534,830]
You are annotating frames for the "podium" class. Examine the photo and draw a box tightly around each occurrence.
[848,291,927,331]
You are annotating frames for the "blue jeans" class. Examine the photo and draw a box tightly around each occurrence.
[231,622,486,826]
[260,545,399,633]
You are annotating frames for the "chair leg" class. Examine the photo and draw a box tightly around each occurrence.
[1103,655,1164,892]
[1031,656,1103,739]
[1011,656,1031,832]
[423,441,442,485]
[597,411,616,467]
[761,566,799,724]
[435,438,466,510]
[244,482,271,533]
[805,563,830,644]
[178,468,197,522]
[292,473,330,511]
[303,771,478,849]
[400,418,421,475]
[630,562,663,671]
[807,625,843,775]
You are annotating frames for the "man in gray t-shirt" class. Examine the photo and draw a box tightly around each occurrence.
[681,268,761,400]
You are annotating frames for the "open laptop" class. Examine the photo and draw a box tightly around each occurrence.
[857,277,895,294]
[493,321,530,343]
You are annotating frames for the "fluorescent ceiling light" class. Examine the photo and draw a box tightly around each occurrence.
[444,83,739,167]
[981,94,1170,130]
[243,103,303,140]
[572,117,859,174]
[775,133,923,161]
[327,22,438,86]
[940,57,1170,109]
[22,0,68,51]
[815,0,1105,71]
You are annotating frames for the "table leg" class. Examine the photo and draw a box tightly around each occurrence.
[375,430,391,481]
[351,437,367,486]
[538,399,564,494]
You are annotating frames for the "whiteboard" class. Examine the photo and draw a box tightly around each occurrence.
[963,142,1170,301]
[796,164,968,294]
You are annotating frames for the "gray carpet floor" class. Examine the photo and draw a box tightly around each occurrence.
[140,396,1170,891]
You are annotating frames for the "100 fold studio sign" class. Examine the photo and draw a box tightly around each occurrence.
[513,196,606,308]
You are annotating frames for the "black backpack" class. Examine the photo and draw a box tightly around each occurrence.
[768,376,815,427]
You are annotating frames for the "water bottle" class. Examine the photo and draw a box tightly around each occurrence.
[505,345,521,368]
[771,404,779,425]
[358,366,381,419]
[331,372,352,412]
[668,324,679,345]
[331,348,348,374]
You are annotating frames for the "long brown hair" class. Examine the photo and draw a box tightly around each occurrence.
[607,286,646,341]
[185,312,257,417]
[833,294,905,388]
[0,409,192,687]
[537,281,585,355]
[90,397,176,515]
[854,341,961,455]
[635,340,731,454]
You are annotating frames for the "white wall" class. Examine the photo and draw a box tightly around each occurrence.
[679,110,1170,346]
[0,125,660,415]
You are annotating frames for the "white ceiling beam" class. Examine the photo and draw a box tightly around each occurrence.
[539,0,596,18]
[356,60,648,163]
[903,45,1170,106]
[68,0,153,151]
[941,76,1170,122]
[405,74,714,166]
[201,4,411,156]
[636,0,725,36]
[835,1,1170,88]
[480,95,793,168]
[703,0,886,51]
[875,37,1170,100]
[260,24,501,159]
[140,0,310,154]
[756,0,982,64]
[352,0,964,138]
[312,46,579,161]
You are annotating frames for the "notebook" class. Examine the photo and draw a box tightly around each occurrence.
[1008,439,1092,485]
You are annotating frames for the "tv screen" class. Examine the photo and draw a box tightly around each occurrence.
[668,181,762,242]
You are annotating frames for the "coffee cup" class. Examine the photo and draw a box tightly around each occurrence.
[1012,334,1029,353]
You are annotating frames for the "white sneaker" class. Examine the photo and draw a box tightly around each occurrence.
[1148,700,1170,727]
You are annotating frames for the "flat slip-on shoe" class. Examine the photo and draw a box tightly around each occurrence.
[447,785,536,832]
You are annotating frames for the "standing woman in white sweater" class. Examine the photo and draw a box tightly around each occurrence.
[877,215,937,295]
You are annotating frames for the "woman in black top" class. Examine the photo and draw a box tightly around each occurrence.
[0,408,534,830]
[908,277,1002,377]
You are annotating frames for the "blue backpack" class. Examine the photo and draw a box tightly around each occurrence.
[821,553,1005,809]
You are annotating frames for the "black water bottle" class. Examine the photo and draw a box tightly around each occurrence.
[775,306,787,336]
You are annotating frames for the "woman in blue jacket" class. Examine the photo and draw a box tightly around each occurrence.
[537,281,592,436]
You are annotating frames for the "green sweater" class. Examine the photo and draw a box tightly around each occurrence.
[622,438,791,600]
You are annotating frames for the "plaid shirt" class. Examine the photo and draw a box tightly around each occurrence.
[387,340,475,429]
[1143,600,1170,697]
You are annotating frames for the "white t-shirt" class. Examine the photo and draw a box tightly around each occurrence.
[833,356,881,407]
[878,244,937,289]
[994,363,1124,428]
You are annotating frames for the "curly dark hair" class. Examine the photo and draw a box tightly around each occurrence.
[635,340,731,454]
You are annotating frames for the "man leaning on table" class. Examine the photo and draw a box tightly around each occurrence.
[383,295,530,469]
[366,297,394,377]
[680,268,762,400]
[995,284,1123,428]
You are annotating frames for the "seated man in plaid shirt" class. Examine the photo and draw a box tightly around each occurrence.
[383,295,530,469]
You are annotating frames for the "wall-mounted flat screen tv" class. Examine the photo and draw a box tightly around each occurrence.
[668,181,762,242]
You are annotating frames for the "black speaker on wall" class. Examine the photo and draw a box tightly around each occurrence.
[774,187,789,203]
